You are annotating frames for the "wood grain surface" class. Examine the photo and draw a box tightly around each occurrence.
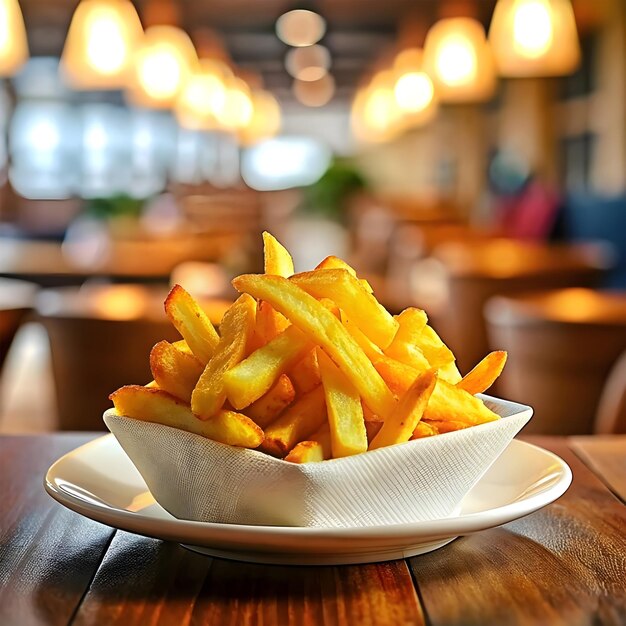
[0,434,624,626]
[571,435,626,503]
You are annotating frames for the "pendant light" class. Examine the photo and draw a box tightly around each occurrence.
[127,25,198,109]
[489,0,580,77]
[61,0,142,89]
[0,0,28,76]
[423,17,496,102]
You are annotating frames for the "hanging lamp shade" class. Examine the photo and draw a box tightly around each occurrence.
[392,48,438,128]
[489,0,580,77]
[423,17,496,103]
[0,0,29,76]
[175,59,232,130]
[61,0,142,89]
[127,26,198,109]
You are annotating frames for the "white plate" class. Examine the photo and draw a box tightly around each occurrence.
[45,435,571,565]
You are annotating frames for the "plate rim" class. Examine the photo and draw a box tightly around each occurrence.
[44,434,572,547]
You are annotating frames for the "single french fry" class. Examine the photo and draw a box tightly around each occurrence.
[424,419,471,434]
[165,285,220,364]
[110,386,263,447]
[252,300,290,350]
[284,441,324,463]
[412,325,456,370]
[411,421,439,439]
[145,380,159,388]
[384,308,430,370]
[290,269,398,349]
[261,386,327,457]
[317,349,367,458]
[263,231,294,277]
[374,355,500,425]
[369,369,437,450]
[191,294,257,419]
[173,339,193,354]
[457,351,508,395]
[289,349,321,395]
[224,325,313,410]
[150,340,204,403]
[341,312,383,361]
[245,374,295,428]
[315,255,373,293]
[285,424,332,463]
[438,360,463,384]
[232,274,396,419]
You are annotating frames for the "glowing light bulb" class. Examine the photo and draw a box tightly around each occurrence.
[62,0,142,89]
[513,1,554,57]
[276,10,326,47]
[394,72,435,112]
[128,26,198,109]
[0,0,29,76]
[217,79,254,129]
[489,0,580,77]
[435,35,477,86]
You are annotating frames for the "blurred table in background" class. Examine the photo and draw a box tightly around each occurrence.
[412,239,614,373]
[0,234,244,287]
[36,284,231,431]
[0,278,38,372]
[486,289,626,435]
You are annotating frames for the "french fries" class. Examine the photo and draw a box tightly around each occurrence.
[165,285,220,364]
[109,231,510,462]
[191,294,257,419]
[291,269,398,349]
[232,273,397,419]
[457,351,507,395]
[110,386,263,447]
[317,349,367,458]
[150,340,204,403]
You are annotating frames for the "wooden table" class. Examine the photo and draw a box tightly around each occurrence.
[1,434,624,626]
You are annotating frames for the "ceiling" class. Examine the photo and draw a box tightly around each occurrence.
[18,0,503,102]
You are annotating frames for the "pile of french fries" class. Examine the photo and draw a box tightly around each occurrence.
[110,232,508,463]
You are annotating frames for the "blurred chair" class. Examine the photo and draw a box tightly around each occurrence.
[0,278,38,372]
[485,289,626,435]
[595,350,626,435]
[415,239,613,373]
[36,284,228,431]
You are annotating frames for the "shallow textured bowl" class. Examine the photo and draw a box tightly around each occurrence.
[104,395,532,528]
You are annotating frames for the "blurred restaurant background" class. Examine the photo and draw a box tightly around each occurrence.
[0,0,624,435]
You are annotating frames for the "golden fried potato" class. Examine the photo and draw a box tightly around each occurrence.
[289,349,321,395]
[384,308,430,371]
[315,255,373,293]
[285,424,332,463]
[261,386,327,457]
[457,351,507,395]
[263,231,295,277]
[110,385,263,447]
[424,419,471,434]
[165,285,220,364]
[364,420,383,443]
[411,421,439,439]
[317,349,367,458]
[224,325,313,410]
[150,340,204,403]
[291,269,398,349]
[369,369,437,450]
[251,300,290,350]
[412,325,457,371]
[232,274,396,419]
[245,374,295,428]
[191,294,257,419]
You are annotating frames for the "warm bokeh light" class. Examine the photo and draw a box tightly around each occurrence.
[239,90,282,145]
[423,18,495,102]
[128,26,198,109]
[61,0,142,89]
[292,74,335,107]
[489,0,580,76]
[92,285,149,321]
[175,59,232,130]
[216,78,254,129]
[285,45,331,82]
[394,72,434,112]
[0,0,29,76]
[275,9,326,47]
